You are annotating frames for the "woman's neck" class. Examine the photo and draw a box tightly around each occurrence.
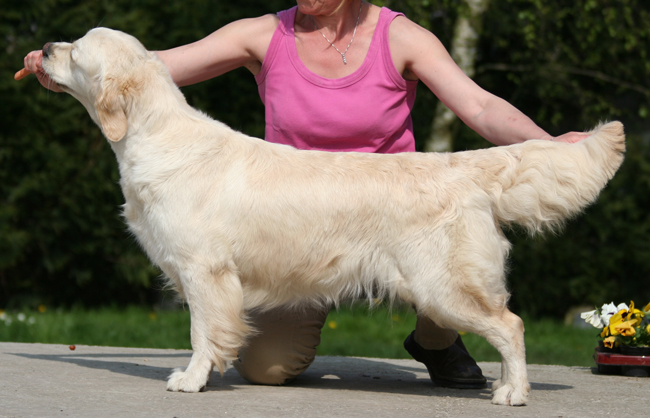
[296,0,364,42]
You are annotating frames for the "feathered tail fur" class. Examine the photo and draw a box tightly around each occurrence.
[468,121,625,234]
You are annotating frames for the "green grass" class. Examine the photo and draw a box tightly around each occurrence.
[0,306,192,350]
[0,304,600,366]
[320,304,600,367]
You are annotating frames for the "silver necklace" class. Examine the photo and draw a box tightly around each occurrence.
[310,1,363,65]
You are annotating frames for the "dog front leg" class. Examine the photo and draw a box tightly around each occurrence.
[167,266,251,392]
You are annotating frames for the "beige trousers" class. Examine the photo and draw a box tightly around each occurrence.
[232,306,458,385]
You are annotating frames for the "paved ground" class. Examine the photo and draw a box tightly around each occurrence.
[1,342,647,418]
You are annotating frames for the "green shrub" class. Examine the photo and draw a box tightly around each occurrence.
[1,1,648,317]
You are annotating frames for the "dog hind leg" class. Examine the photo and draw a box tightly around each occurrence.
[480,309,529,406]
[167,265,251,392]
[419,298,529,405]
[410,235,528,404]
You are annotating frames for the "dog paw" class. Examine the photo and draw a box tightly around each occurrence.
[491,383,529,406]
[492,378,504,391]
[166,367,207,393]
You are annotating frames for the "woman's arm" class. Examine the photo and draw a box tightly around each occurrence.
[21,14,278,91]
[388,17,587,145]
[156,14,278,86]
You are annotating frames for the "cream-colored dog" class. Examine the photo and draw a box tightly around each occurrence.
[41,28,625,406]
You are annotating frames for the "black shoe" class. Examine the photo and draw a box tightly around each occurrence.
[404,331,487,389]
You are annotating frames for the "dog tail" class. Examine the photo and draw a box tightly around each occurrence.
[485,121,625,234]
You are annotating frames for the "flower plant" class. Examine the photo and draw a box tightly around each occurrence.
[581,301,650,349]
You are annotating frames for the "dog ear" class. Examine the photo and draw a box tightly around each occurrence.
[95,77,128,142]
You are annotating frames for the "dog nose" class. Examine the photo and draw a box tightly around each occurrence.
[42,42,53,58]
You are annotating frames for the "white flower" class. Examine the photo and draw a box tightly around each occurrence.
[599,302,620,326]
[598,302,629,326]
[600,302,617,314]
[17,313,26,322]
[581,309,604,328]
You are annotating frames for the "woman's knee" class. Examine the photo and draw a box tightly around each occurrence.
[232,356,304,385]
[232,305,329,385]
[414,314,459,350]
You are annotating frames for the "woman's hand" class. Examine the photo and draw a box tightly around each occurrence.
[18,49,63,92]
[548,131,591,143]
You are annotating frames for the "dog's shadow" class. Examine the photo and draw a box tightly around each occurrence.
[267,356,572,400]
[10,351,572,400]
[9,351,217,389]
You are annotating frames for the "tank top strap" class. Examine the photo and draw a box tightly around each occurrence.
[277,7,296,36]
[376,8,414,90]
[255,7,296,86]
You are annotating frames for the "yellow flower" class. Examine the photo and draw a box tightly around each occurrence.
[614,320,637,337]
[38,305,47,313]
[627,301,644,318]
[607,312,624,336]
[603,336,617,349]
[328,321,337,329]
[644,302,650,314]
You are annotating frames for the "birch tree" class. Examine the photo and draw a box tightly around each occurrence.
[424,0,490,152]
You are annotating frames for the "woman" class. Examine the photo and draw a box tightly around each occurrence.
[23,0,586,388]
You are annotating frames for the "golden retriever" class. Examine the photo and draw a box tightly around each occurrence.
[40,28,625,406]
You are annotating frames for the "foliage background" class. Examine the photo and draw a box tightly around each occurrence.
[1,0,649,317]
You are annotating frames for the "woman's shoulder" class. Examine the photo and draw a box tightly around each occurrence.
[388,12,433,39]
[386,12,446,81]
[221,14,280,74]
[237,13,280,36]
[235,13,281,48]
[388,12,446,58]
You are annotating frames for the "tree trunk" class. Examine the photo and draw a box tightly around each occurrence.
[424,0,490,153]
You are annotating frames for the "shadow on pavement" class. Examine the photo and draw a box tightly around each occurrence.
[7,351,572,400]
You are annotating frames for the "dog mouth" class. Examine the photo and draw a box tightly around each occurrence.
[42,68,67,91]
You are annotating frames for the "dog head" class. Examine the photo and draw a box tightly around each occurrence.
[42,28,153,142]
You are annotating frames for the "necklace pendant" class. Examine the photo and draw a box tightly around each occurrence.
[311,0,362,66]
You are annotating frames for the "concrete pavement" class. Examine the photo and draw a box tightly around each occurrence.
[0,342,647,417]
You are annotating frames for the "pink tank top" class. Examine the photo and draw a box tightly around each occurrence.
[255,6,418,153]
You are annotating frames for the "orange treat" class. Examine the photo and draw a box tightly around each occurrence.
[14,68,30,80]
